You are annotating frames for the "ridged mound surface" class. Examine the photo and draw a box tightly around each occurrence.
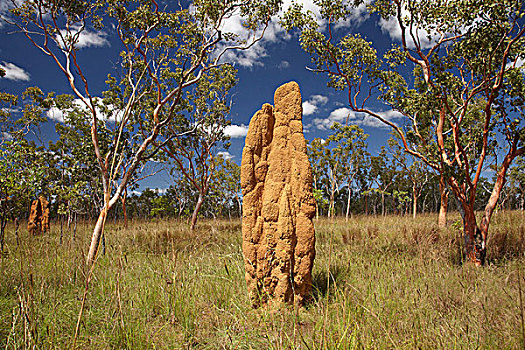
[28,196,50,235]
[241,81,316,307]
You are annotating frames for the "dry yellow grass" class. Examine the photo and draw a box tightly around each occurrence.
[1,212,525,349]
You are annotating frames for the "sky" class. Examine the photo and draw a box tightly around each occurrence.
[0,0,412,191]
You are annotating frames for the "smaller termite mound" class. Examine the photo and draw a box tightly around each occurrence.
[27,196,50,235]
[241,81,316,307]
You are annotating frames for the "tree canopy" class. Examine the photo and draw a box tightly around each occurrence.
[284,0,525,264]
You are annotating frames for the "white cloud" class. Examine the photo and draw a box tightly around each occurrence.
[313,107,352,129]
[377,2,451,50]
[58,25,109,49]
[507,57,525,70]
[210,0,372,68]
[219,42,267,68]
[313,107,403,129]
[334,1,371,29]
[302,94,329,116]
[155,188,168,195]
[217,151,234,160]
[0,1,17,28]
[47,108,66,123]
[75,29,109,48]
[46,98,123,123]
[213,0,331,68]
[302,101,318,116]
[1,132,13,141]
[278,60,290,69]
[0,62,30,81]
[362,110,404,128]
[223,124,249,138]
[310,94,328,105]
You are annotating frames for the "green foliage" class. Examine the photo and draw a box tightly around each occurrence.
[308,124,369,217]
[149,195,170,218]
[0,86,55,250]
[7,0,283,258]
[285,0,525,258]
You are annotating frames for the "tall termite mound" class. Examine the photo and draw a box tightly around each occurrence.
[241,81,316,307]
[27,196,50,235]
[40,196,50,233]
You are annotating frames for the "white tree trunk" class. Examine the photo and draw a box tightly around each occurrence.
[346,186,351,221]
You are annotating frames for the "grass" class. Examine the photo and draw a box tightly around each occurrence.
[1,211,525,349]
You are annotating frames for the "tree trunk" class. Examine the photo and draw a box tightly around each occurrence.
[60,214,64,245]
[462,206,484,265]
[313,180,319,220]
[346,187,351,221]
[412,184,418,219]
[86,208,108,265]
[438,174,449,227]
[392,198,399,216]
[381,192,385,217]
[190,192,205,231]
[73,213,77,241]
[330,189,335,219]
[236,196,242,218]
[14,217,19,246]
[478,152,516,263]
[0,214,6,253]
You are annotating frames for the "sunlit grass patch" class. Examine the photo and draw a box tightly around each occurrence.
[1,212,525,348]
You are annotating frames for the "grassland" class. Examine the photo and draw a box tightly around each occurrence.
[1,211,525,349]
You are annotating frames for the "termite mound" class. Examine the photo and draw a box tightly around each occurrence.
[241,81,316,307]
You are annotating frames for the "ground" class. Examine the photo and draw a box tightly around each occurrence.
[1,212,525,349]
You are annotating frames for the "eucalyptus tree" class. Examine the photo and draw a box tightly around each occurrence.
[307,124,369,218]
[346,147,372,214]
[161,65,236,230]
[0,140,42,250]
[208,155,242,218]
[49,94,107,239]
[507,156,525,210]
[0,142,39,250]
[0,86,49,250]
[327,122,369,220]
[284,0,525,265]
[309,135,342,217]
[307,137,327,218]
[387,136,430,218]
[8,0,281,264]
[369,147,397,216]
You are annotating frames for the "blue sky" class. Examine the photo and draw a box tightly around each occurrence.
[0,0,408,190]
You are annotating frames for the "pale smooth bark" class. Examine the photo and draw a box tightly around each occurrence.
[438,174,448,227]
[412,184,417,219]
[346,187,351,221]
[190,192,205,231]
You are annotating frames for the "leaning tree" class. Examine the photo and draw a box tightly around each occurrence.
[6,0,281,265]
[284,0,525,265]
[161,64,236,230]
